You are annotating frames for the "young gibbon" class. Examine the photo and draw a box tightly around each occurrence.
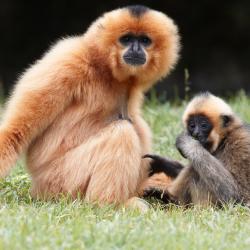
[0,5,180,208]
[144,93,250,207]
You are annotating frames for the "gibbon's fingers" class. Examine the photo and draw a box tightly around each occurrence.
[143,154,184,177]
[175,132,189,159]
[175,132,202,160]
[143,187,175,204]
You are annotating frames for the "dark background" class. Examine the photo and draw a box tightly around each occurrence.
[0,0,250,99]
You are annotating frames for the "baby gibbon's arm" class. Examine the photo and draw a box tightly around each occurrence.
[176,133,241,203]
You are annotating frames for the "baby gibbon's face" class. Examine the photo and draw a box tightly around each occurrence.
[92,5,180,86]
[187,114,213,150]
[182,93,239,153]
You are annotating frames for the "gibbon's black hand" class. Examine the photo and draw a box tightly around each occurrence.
[143,154,184,177]
[143,187,177,204]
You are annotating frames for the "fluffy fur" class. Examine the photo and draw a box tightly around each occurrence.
[182,92,240,152]
[0,6,180,206]
[144,93,250,206]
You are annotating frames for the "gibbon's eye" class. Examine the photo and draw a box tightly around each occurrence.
[188,121,195,131]
[201,122,208,130]
[139,35,152,47]
[119,34,134,46]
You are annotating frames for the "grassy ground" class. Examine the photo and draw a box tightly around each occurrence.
[0,92,250,250]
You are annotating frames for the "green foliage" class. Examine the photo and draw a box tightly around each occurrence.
[0,93,250,250]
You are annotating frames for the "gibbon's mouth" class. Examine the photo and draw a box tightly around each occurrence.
[200,139,212,151]
[123,55,146,66]
[193,136,211,150]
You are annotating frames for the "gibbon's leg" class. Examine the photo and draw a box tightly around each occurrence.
[31,119,145,205]
[141,166,193,205]
[84,119,142,204]
[167,166,212,206]
[147,166,193,205]
[176,132,241,203]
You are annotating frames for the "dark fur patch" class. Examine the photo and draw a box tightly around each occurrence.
[126,5,149,18]
[143,154,184,178]
[221,114,232,127]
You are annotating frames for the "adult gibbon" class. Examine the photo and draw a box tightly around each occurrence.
[145,93,250,207]
[0,5,180,207]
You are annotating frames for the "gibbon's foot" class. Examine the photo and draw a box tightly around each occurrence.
[143,187,175,204]
[125,197,150,213]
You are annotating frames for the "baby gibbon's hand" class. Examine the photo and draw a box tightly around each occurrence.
[176,132,202,160]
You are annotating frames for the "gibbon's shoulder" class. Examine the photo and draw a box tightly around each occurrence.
[220,123,250,161]
[40,36,86,63]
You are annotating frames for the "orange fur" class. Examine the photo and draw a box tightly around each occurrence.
[140,173,173,195]
[0,6,180,205]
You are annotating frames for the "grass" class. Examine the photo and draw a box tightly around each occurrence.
[0,91,250,250]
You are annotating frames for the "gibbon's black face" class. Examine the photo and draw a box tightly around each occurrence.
[187,114,213,149]
[119,33,152,66]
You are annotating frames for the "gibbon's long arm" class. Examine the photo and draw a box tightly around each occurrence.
[177,133,241,203]
[0,40,82,177]
[143,154,184,177]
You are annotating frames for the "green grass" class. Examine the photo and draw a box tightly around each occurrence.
[0,92,250,250]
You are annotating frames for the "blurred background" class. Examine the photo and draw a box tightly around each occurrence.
[0,0,250,99]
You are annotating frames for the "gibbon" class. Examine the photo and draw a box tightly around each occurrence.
[0,5,180,207]
[144,93,250,207]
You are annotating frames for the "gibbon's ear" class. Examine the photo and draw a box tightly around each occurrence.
[221,115,233,127]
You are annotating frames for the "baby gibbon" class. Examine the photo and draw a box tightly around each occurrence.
[145,93,250,207]
[0,5,180,207]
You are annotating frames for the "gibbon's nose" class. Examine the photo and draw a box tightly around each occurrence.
[192,127,199,139]
[131,40,140,52]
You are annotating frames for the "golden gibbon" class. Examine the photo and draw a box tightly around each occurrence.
[0,5,180,208]
[144,93,250,207]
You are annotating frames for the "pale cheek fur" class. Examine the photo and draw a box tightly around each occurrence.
[208,130,220,152]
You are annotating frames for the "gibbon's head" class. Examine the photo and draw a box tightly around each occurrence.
[182,92,242,153]
[86,5,180,88]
